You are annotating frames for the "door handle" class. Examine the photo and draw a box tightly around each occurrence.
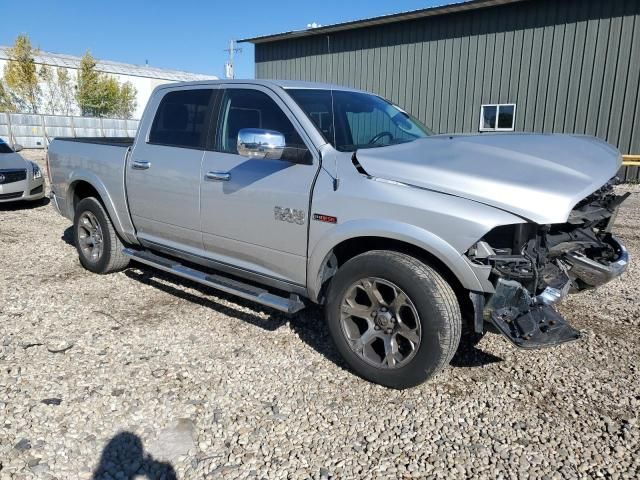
[205,171,231,181]
[132,160,151,170]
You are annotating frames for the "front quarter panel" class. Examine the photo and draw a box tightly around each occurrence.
[307,155,526,300]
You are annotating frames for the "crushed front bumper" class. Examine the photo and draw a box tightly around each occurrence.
[484,236,628,349]
[564,236,629,289]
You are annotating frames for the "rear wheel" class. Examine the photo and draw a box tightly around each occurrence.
[74,197,129,274]
[325,250,461,389]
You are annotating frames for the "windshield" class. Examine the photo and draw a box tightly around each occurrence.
[287,88,432,152]
[0,138,14,154]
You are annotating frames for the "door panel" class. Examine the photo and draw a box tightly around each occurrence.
[200,87,318,285]
[128,143,204,248]
[127,87,214,249]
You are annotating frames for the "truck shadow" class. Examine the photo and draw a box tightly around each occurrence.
[61,226,500,374]
[125,267,289,333]
[61,226,74,246]
[123,263,348,365]
[124,262,501,373]
[450,340,503,368]
[92,431,176,480]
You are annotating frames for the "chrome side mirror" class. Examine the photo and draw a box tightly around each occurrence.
[13,143,23,152]
[237,128,285,160]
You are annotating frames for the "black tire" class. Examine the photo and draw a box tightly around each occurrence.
[325,250,461,389]
[73,197,129,274]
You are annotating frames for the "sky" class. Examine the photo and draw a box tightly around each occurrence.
[1,0,449,79]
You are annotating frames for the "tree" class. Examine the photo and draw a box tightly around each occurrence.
[57,68,75,115]
[76,51,101,116]
[38,65,78,115]
[116,82,137,119]
[0,81,16,112]
[3,34,41,113]
[39,65,60,114]
[76,51,136,118]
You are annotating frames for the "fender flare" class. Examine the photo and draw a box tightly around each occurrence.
[66,170,136,244]
[306,219,492,302]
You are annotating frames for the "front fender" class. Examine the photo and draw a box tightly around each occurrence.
[306,218,494,302]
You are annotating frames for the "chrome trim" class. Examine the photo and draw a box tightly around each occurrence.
[237,128,285,160]
[49,192,62,215]
[564,236,629,288]
[205,171,231,181]
[131,160,151,170]
[537,283,571,306]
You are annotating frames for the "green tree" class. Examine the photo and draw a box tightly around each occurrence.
[3,34,41,113]
[76,51,136,118]
[56,68,75,115]
[76,51,101,116]
[116,81,137,119]
[0,81,16,112]
[39,65,60,114]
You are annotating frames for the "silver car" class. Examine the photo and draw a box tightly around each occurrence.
[0,139,45,203]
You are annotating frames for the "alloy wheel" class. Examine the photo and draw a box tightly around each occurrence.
[77,211,104,262]
[340,277,422,369]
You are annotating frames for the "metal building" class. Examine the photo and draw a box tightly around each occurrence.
[241,0,640,180]
[0,47,217,119]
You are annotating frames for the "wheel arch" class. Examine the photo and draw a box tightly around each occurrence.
[66,174,135,244]
[307,220,491,305]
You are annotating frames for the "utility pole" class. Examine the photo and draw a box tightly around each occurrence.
[224,39,242,79]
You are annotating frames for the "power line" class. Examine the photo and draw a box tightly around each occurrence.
[223,39,242,79]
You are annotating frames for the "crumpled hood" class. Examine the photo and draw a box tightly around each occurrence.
[355,133,621,224]
[0,152,29,170]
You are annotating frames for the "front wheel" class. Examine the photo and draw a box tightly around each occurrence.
[73,197,129,274]
[325,250,461,389]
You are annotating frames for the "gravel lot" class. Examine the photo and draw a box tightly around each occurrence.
[1,150,639,479]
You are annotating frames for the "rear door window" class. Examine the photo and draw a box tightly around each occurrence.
[149,89,214,149]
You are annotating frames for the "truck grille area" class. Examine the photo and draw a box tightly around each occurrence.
[0,169,27,184]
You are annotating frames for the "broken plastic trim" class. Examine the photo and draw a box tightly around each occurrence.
[485,278,581,349]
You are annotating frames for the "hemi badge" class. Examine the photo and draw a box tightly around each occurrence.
[313,213,337,224]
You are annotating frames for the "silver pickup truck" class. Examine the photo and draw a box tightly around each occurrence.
[48,80,629,388]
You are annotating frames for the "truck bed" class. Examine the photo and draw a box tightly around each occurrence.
[48,136,136,243]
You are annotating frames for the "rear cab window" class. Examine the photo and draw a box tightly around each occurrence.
[148,89,214,149]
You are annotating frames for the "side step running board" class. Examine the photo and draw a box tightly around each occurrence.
[122,248,305,315]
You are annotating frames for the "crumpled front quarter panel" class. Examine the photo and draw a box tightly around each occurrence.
[307,157,525,299]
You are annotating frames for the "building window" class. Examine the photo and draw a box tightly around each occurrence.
[479,104,516,132]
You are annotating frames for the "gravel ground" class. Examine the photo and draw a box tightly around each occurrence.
[1,150,638,479]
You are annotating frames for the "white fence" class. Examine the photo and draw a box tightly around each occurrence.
[0,112,140,148]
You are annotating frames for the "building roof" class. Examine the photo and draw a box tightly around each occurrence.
[151,78,367,92]
[239,0,527,44]
[0,47,217,82]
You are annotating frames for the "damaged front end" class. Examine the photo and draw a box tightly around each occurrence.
[467,179,630,349]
